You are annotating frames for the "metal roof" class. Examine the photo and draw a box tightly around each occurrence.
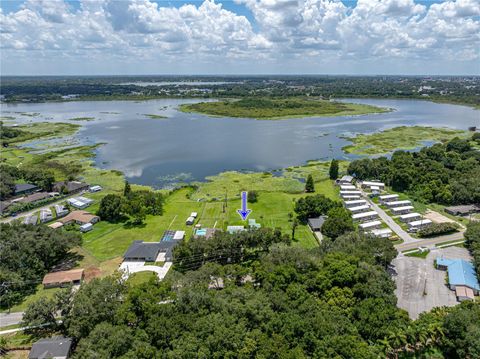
[29,337,72,359]
[436,258,480,291]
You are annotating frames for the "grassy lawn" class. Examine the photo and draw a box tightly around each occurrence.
[1,285,62,313]
[342,126,469,155]
[179,97,388,120]
[127,271,158,286]
[404,250,430,258]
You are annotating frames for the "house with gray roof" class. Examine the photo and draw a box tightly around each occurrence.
[29,337,72,359]
[124,238,181,262]
[14,183,38,196]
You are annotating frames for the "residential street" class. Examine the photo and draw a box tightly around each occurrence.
[0,311,23,327]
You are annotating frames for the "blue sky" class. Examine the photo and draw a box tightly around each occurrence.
[0,0,479,75]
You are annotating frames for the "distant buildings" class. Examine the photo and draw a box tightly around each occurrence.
[14,183,38,196]
[53,181,89,194]
[67,196,93,209]
[444,205,480,217]
[59,210,99,226]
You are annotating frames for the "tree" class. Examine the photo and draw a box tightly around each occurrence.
[305,174,315,193]
[124,180,131,197]
[247,190,258,203]
[125,199,147,224]
[294,194,338,223]
[321,207,354,240]
[21,296,58,334]
[291,218,298,240]
[97,194,124,222]
[329,159,339,180]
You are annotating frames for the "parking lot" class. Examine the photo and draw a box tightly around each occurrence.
[392,246,472,319]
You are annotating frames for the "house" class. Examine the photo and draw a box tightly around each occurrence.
[399,212,422,223]
[444,205,480,216]
[67,196,93,209]
[361,181,385,190]
[344,199,368,208]
[352,211,379,222]
[370,228,393,238]
[59,210,99,225]
[89,185,102,193]
[379,194,399,204]
[42,269,84,288]
[124,241,164,262]
[19,192,51,204]
[227,225,245,234]
[308,216,327,231]
[391,206,414,215]
[340,190,361,198]
[386,200,412,208]
[436,258,479,300]
[55,204,69,217]
[359,220,382,231]
[407,219,432,232]
[348,205,371,214]
[186,216,195,225]
[80,223,93,232]
[23,215,38,225]
[340,184,356,190]
[14,183,38,196]
[53,181,89,194]
[29,337,73,359]
[338,175,353,185]
[40,208,53,223]
[124,238,181,262]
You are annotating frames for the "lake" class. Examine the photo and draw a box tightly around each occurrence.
[1,98,478,188]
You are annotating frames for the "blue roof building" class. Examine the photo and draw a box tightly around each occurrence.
[436,257,480,293]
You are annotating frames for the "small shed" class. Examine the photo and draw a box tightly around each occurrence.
[79,223,93,232]
[308,216,327,231]
[43,269,84,288]
[186,216,195,225]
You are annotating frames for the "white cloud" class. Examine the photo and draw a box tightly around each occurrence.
[0,0,478,74]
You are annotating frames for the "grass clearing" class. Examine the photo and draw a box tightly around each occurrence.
[1,285,62,313]
[343,126,469,155]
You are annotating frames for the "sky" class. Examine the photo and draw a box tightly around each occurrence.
[0,0,479,76]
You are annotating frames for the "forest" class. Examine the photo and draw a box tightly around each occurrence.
[347,134,480,205]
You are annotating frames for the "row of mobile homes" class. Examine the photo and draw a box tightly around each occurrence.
[386,200,411,208]
[361,181,385,190]
[344,199,368,208]
[399,212,422,223]
[391,206,414,216]
[408,219,432,232]
[379,194,399,204]
[348,205,371,214]
[359,220,382,231]
[352,211,379,222]
[370,228,393,238]
[338,175,353,185]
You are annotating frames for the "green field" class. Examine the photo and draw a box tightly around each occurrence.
[179,97,388,120]
[342,126,469,155]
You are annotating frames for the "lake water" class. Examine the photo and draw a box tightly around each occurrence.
[1,98,478,188]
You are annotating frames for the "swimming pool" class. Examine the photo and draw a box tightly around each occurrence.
[195,229,207,236]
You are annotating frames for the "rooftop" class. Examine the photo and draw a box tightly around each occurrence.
[42,269,84,285]
[59,210,99,225]
[29,336,73,359]
[19,192,50,204]
[436,258,480,291]
[15,183,38,194]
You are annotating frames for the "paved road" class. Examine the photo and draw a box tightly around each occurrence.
[395,231,465,252]
[362,192,416,243]
[0,312,23,327]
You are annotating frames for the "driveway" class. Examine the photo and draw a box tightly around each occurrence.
[120,261,173,280]
[392,246,471,319]
[363,193,416,243]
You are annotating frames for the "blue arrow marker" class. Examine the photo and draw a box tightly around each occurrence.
[237,191,252,221]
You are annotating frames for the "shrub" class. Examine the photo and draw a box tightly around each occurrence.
[418,222,459,238]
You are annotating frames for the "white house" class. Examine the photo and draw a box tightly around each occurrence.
[359,220,382,231]
[352,211,379,222]
[344,199,368,208]
[379,194,399,204]
[342,195,361,200]
[391,206,414,215]
[80,223,93,232]
[399,213,422,223]
[348,205,371,214]
[40,209,53,223]
[408,219,432,232]
[386,200,412,208]
[338,175,353,185]
[362,181,385,190]
[370,228,393,238]
[340,185,356,190]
